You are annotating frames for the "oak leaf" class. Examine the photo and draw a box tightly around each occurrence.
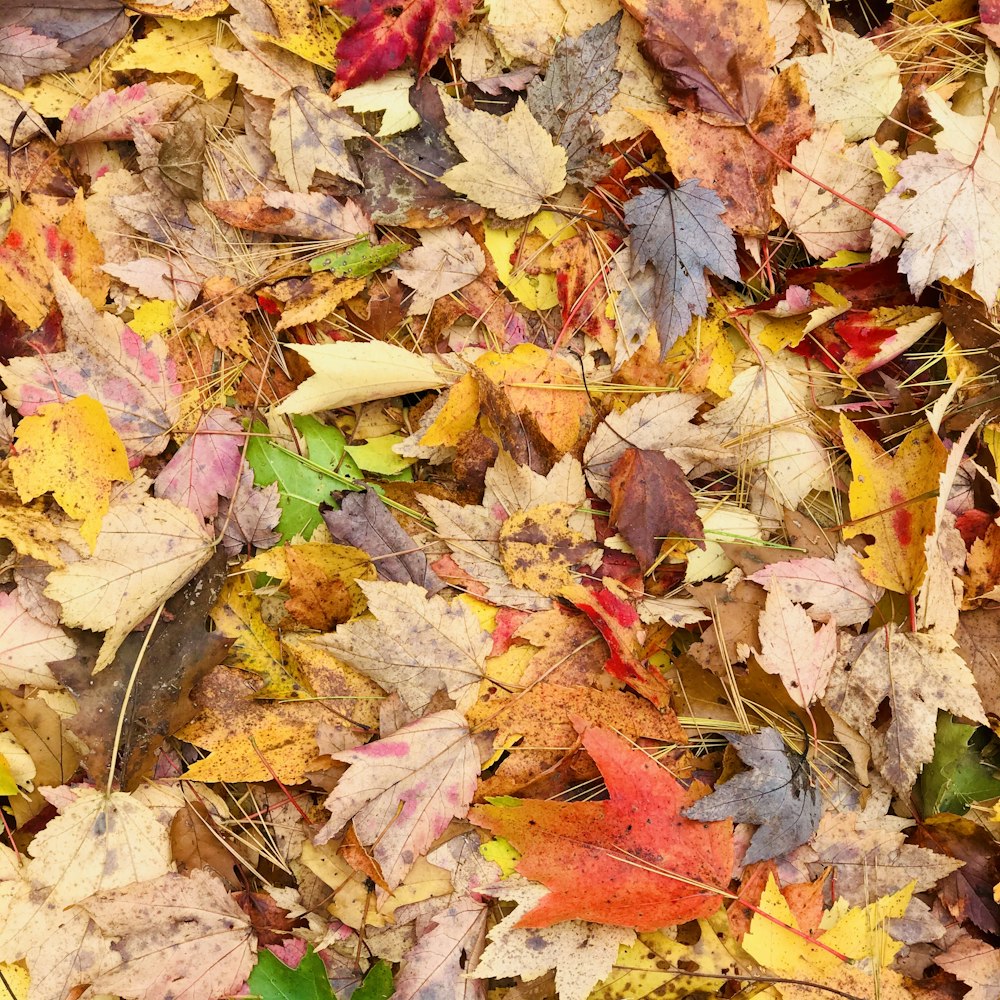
[314,709,482,888]
[439,97,567,220]
[470,725,733,931]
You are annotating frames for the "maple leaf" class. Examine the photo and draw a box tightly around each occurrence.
[623,182,740,358]
[216,464,282,557]
[439,96,568,220]
[470,725,733,931]
[472,876,636,1000]
[938,938,1000,1000]
[747,546,883,627]
[0,589,75,690]
[825,626,987,795]
[331,0,476,93]
[395,226,486,313]
[269,86,366,191]
[300,580,489,713]
[840,415,947,595]
[684,728,821,863]
[755,582,838,707]
[81,869,256,1000]
[43,495,215,671]
[154,408,244,523]
[527,13,622,183]
[314,710,482,888]
[57,82,191,144]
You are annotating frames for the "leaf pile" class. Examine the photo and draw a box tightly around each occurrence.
[2,1,1000,999]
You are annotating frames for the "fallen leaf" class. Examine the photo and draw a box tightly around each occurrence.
[937,937,1000,1000]
[0,589,75,690]
[57,81,191,144]
[314,709,482,888]
[470,725,733,931]
[439,96,567,220]
[395,227,486,314]
[684,727,821,864]
[44,495,215,671]
[824,626,986,795]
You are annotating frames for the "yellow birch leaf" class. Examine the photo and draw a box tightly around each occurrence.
[0,202,51,329]
[129,299,176,337]
[0,961,28,1000]
[840,414,947,594]
[110,19,234,99]
[10,396,132,551]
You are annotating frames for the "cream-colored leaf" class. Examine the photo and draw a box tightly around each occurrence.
[299,580,491,713]
[334,71,420,136]
[772,124,888,258]
[794,28,902,141]
[756,580,838,707]
[0,589,75,690]
[270,86,365,191]
[44,496,214,671]
[396,227,486,313]
[274,341,448,415]
[440,96,567,219]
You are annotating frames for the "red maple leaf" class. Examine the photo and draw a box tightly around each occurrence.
[330,0,476,93]
[470,725,733,931]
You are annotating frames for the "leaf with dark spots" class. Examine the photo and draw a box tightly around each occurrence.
[332,0,476,93]
[353,80,485,227]
[50,551,232,791]
[322,486,445,594]
[623,181,740,358]
[609,448,704,573]
[527,13,622,184]
[683,728,821,864]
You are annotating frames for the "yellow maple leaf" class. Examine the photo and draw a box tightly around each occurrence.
[10,396,132,551]
[841,414,946,594]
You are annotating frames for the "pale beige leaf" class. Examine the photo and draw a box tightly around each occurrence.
[824,627,986,795]
[334,71,420,136]
[44,496,215,671]
[396,227,486,313]
[274,341,448,415]
[772,124,887,257]
[756,581,837,707]
[938,939,1000,1000]
[299,580,490,713]
[270,86,365,191]
[794,28,901,141]
[440,97,567,219]
[82,869,256,1000]
[26,786,171,907]
[0,589,75,690]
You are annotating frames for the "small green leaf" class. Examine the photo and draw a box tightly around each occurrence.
[247,947,334,1000]
[352,960,393,1000]
[246,416,363,541]
[345,434,415,476]
[310,241,406,277]
[917,713,1000,816]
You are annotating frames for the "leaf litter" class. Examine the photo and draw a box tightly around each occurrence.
[2,1,1000,999]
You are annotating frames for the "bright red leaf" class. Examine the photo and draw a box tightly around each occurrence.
[470,725,732,931]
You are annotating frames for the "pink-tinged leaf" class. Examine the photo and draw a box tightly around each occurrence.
[57,82,191,144]
[393,896,487,1000]
[215,464,282,556]
[0,589,75,690]
[332,0,476,93]
[0,25,71,90]
[313,709,481,889]
[756,580,838,708]
[155,409,245,522]
[747,546,882,627]
[1,273,181,460]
